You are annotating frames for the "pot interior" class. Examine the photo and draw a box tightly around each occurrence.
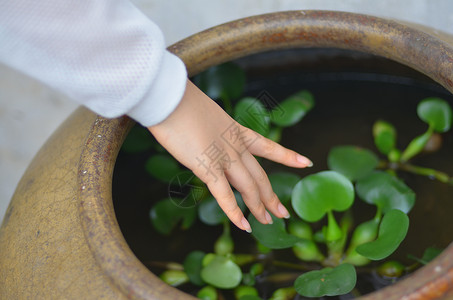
[112,48,453,298]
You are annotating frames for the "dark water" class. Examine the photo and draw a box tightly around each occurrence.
[112,49,453,299]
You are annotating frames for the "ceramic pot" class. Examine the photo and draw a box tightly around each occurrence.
[1,11,453,299]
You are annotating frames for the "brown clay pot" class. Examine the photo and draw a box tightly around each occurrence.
[1,11,453,299]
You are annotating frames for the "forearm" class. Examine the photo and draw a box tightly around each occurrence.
[0,0,187,126]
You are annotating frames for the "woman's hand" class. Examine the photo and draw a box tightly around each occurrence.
[148,79,312,232]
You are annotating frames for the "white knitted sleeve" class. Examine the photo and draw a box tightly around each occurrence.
[0,0,187,127]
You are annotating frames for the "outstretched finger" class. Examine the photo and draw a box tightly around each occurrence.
[245,128,313,168]
[240,151,290,219]
[224,156,271,225]
[204,174,252,233]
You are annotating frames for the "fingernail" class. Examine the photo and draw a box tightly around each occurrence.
[265,211,273,224]
[242,217,252,233]
[297,154,313,167]
[278,203,290,219]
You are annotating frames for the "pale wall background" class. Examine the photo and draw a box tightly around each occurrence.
[1,0,453,223]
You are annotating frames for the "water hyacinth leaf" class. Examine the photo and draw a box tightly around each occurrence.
[269,287,297,300]
[293,239,324,262]
[198,192,246,225]
[234,97,270,136]
[291,171,354,222]
[373,120,397,155]
[356,171,415,214]
[294,264,357,297]
[327,146,379,181]
[400,128,433,162]
[214,232,234,256]
[356,209,409,260]
[198,195,228,225]
[270,90,315,127]
[150,198,197,235]
[160,270,189,287]
[268,172,301,205]
[197,285,218,300]
[344,219,379,266]
[349,219,380,248]
[201,255,242,289]
[266,126,282,143]
[417,97,453,132]
[288,219,313,240]
[249,213,301,249]
[193,62,246,101]
[420,247,443,264]
[409,247,443,265]
[145,154,182,182]
[183,251,206,286]
[235,286,259,299]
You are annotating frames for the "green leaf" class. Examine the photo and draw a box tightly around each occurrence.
[149,199,197,235]
[160,270,189,287]
[288,219,313,240]
[294,264,357,297]
[400,128,433,162]
[234,97,270,136]
[373,120,397,155]
[197,286,218,300]
[344,219,379,266]
[292,239,324,262]
[270,90,315,127]
[145,154,182,182]
[198,195,228,225]
[291,171,354,222]
[417,97,452,132]
[214,232,234,256]
[327,146,379,181]
[198,192,246,226]
[356,171,415,214]
[268,172,301,205]
[266,126,282,143]
[349,219,380,248]
[356,209,409,260]
[269,287,297,300]
[235,286,259,299]
[183,251,205,286]
[201,255,242,289]
[409,247,443,265]
[249,213,301,249]
[121,125,156,153]
[192,62,245,101]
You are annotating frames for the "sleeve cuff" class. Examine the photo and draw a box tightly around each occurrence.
[127,50,187,127]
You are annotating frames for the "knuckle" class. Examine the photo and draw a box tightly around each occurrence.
[244,178,258,192]
[250,203,267,219]
[254,167,268,185]
[222,199,242,218]
[265,192,280,206]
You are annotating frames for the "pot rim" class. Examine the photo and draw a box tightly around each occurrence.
[78,10,453,299]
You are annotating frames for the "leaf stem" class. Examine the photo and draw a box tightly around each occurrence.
[374,206,383,222]
[326,211,343,242]
[378,160,453,186]
[398,163,451,184]
[271,260,316,271]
